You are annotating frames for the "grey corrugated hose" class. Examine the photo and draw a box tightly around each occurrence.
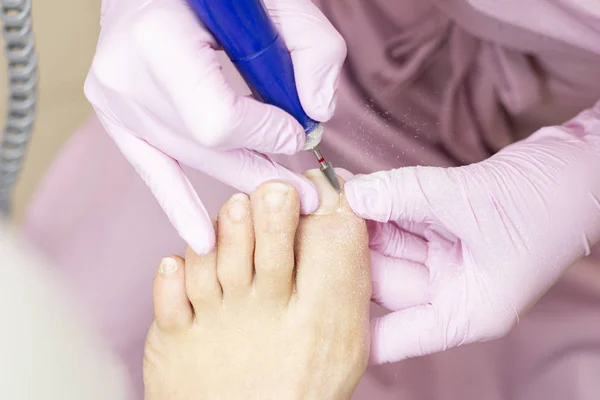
[0,0,37,217]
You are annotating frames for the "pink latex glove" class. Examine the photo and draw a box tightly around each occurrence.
[84,0,346,254]
[345,102,600,364]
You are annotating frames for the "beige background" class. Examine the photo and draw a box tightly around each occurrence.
[1,0,101,222]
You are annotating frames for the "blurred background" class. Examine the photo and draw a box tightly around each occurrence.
[1,0,100,221]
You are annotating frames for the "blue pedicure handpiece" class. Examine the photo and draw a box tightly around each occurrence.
[186,0,342,193]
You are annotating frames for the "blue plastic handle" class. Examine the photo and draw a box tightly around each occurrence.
[186,0,320,134]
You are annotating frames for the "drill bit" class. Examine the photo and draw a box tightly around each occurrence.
[311,147,342,193]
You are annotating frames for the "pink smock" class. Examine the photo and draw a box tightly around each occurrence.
[23,1,600,398]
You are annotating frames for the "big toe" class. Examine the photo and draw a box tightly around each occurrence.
[153,256,193,333]
[295,169,371,300]
[251,181,300,305]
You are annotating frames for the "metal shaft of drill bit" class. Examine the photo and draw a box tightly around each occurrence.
[312,147,342,193]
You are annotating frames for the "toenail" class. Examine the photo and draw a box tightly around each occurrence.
[159,257,179,275]
[263,182,290,211]
[227,194,249,222]
[303,169,344,215]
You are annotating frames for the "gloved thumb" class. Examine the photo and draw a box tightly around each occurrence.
[370,305,448,364]
[100,119,215,254]
[344,167,446,224]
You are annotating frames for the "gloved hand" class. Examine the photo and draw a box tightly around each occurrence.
[84,0,346,254]
[345,102,600,364]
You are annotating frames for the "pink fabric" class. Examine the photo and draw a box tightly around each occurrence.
[24,0,600,398]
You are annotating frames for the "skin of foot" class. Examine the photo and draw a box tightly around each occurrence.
[143,170,371,400]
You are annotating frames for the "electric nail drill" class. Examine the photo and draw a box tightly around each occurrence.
[186,0,342,193]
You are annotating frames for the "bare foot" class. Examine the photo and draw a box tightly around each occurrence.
[143,171,371,400]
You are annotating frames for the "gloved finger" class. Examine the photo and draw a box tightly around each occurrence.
[344,167,443,224]
[370,252,430,311]
[268,0,347,121]
[165,142,320,215]
[132,0,306,154]
[339,169,428,264]
[394,220,429,238]
[367,220,428,263]
[102,120,215,255]
[369,305,446,364]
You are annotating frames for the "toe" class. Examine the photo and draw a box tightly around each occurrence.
[302,169,346,216]
[251,181,299,304]
[295,170,371,301]
[216,193,254,300]
[185,239,222,313]
[153,256,193,332]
